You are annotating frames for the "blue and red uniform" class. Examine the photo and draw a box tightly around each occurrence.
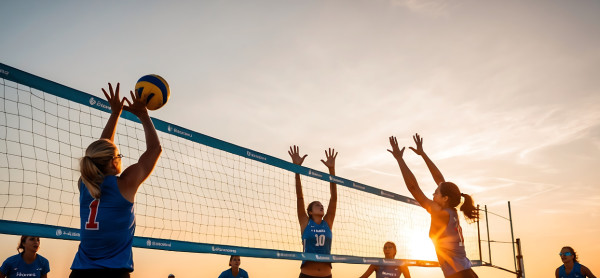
[71,176,135,271]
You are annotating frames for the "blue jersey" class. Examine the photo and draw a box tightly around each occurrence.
[558,262,585,278]
[0,253,50,278]
[431,208,472,277]
[301,219,332,267]
[376,265,403,278]
[71,176,135,271]
[218,268,249,278]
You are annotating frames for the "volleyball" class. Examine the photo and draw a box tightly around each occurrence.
[134,74,170,110]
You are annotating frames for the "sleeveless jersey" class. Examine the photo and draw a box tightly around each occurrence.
[71,176,135,271]
[301,219,332,267]
[0,253,50,278]
[430,208,472,277]
[559,262,584,278]
[218,268,249,278]
[376,265,402,278]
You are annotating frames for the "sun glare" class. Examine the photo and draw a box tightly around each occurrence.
[406,229,437,261]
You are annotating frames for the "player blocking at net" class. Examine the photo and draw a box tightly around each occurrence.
[69,83,162,278]
[388,134,479,278]
[288,146,338,278]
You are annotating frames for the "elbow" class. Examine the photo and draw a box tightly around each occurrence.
[150,144,163,158]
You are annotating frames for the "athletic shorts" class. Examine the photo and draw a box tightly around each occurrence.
[299,273,332,278]
[69,269,131,278]
[447,268,478,278]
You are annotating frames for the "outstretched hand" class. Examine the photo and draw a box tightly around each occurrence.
[102,83,126,114]
[288,145,307,166]
[123,90,149,118]
[320,148,338,170]
[409,133,424,156]
[387,136,405,161]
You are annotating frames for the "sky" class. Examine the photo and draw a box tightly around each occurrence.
[1,0,600,277]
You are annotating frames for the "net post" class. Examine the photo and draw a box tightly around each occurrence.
[484,205,492,265]
[477,204,482,262]
[508,201,517,272]
[515,238,525,278]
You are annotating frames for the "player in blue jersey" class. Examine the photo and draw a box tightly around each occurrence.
[359,241,410,278]
[69,83,162,278]
[388,134,479,278]
[0,236,50,278]
[555,246,596,278]
[288,146,338,278]
[218,256,249,278]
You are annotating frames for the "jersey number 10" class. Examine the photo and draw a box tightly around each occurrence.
[315,234,326,246]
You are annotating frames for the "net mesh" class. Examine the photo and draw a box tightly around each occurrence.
[0,77,480,262]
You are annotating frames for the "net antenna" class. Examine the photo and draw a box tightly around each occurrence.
[478,203,526,277]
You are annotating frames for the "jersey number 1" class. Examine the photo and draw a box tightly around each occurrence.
[85,199,100,230]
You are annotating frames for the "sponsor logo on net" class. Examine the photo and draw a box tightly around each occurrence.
[308,170,322,178]
[352,182,366,190]
[332,256,348,261]
[56,229,80,237]
[276,252,296,258]
[0,69,9,76]
[168,125,192,138]
[146,239,172,248]
[383,259,397,264]
[380,190,394,198]
[246,151,267,161]
[89,97,110,110]
[362,258,379,264]
[212,246,237,254]
[315,255,331,261]
[329,175,344,185]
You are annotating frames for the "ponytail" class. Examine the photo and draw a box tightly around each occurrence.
[80,139,117,199]
[440,182,479,223]
[460,193,479,223]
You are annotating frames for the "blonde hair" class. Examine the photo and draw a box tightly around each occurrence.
[80,139,117,199]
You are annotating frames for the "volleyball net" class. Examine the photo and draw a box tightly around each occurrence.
[0,63,486,267]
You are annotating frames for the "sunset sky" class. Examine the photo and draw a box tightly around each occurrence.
[1,0,599,277]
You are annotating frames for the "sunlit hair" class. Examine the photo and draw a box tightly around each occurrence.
[17,235,38,254]
[306,201,321,220]
[562,246,578,263]
[80,139,117,199]
[229,255,240,266]
[384,241,397,258]
[439,182,479,223]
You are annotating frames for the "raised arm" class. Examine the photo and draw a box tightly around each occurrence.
[321,148,338,229]
[118,90,162,202]
[100,83,126,141]
[409,134,445,186]
[388,136,437,213]
[288,145,309,231]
